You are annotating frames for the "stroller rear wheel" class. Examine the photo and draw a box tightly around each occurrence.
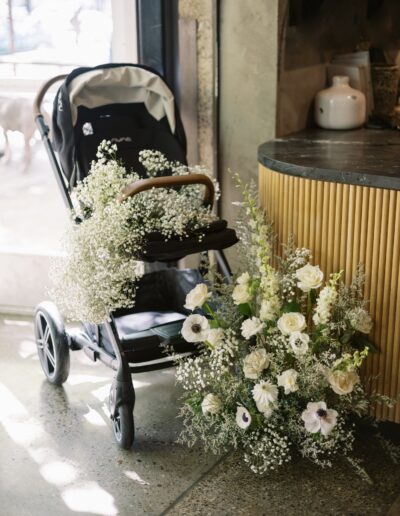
[34,302,70,385]
[112,404,134,449]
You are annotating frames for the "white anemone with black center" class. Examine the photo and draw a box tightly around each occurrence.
[301,401,338,436]
[181,314,210,343]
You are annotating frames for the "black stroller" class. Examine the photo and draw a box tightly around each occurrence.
[33,63,238,449]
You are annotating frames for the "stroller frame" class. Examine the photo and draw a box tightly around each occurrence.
[33,70,233,448]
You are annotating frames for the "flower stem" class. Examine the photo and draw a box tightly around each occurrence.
[204,302,221,327]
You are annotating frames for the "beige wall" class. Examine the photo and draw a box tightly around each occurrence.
[219,0,279,227]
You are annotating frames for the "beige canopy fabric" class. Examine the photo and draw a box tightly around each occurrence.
[68,66,176,133]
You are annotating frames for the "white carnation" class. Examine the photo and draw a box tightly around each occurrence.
[277,369,299,394]
[241,317,264,339]
[206,328,224,347]
[348,308,373,334]
[201,393,222,415]
[184,283,211,311]
[243,348,270,379]
[295,264,324,292]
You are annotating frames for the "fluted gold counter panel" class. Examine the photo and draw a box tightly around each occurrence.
[259,164,400,423]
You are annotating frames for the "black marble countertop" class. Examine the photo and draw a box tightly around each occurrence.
[258,129,400,190]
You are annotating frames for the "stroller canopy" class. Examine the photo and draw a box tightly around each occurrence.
[52,63,187,187]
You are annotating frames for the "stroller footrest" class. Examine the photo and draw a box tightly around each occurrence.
[119,319,184,343]
[140,220,238,262]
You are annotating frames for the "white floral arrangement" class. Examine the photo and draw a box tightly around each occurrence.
[175,181,395,478]
[50,142,219,323]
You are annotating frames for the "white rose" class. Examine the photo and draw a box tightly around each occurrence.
[201,393,222,415]
[277,369,299,394]
[277,312,306,335]
[184,283,211,311]
[289,331,310,356]
[295,264,324,292]
[237,272,251,285]
[348,308,373,334]
[252,381,278,414]
[327,369,359,395]
[259,298,279,321]
[181,314,210,342]
[241,317,264,340]
[206,328,224,347]
[243,348,270,379]
[232,283,251,305]
[236,406,251,429]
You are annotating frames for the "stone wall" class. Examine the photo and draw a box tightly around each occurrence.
[179,0,217,175]
[219,0,279,227]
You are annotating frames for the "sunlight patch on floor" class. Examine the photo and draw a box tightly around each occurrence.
[0,382,118,515]
[3,319,34,327]
[67,374,110,386]
[124,470,150,486]
[18,339,37,358]
[40,461,78,486]
[91,383,113,403]
[61,482,118,515]
[83,404,107,427]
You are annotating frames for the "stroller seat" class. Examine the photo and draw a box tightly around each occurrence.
[97,311,194,366]
[91,268,202,366]
[116,311,191,366]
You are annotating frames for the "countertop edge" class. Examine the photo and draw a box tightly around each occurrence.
[258,143,400,191]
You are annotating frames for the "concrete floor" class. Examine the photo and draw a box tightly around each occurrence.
[1,314,400,516]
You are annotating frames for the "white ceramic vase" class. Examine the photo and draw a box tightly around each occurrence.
[314,76,366,130]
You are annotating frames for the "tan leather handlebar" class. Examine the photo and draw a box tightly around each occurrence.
[119,174,215,207]
[33,74,67,118]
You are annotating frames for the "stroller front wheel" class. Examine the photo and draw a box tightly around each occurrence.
[112,404,134,449]
[34,302,70,385]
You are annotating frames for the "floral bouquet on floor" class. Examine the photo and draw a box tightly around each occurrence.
[175,180,394,478]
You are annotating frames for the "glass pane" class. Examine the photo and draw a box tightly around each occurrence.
[0,0,119,310]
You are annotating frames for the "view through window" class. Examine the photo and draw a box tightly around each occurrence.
[0,0,135,311]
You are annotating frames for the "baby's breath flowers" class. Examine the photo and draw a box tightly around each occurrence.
[175,181,395,478]
[50,142,218,322]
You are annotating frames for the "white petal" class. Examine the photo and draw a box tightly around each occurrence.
[320,409,338,436]
[304,417,321,433]
[306,401,326,413]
